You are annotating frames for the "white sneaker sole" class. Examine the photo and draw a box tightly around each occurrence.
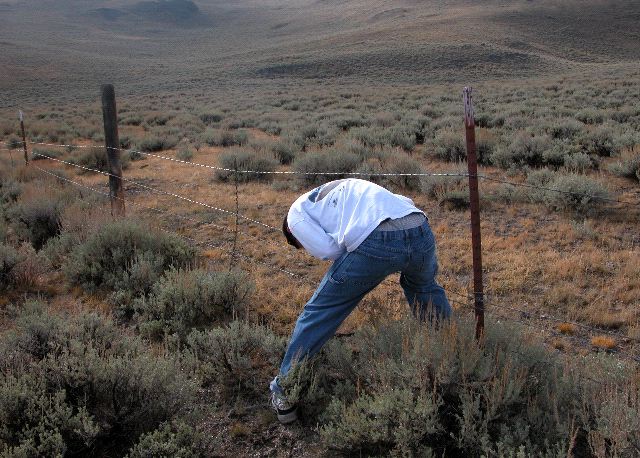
[277,408,298,424]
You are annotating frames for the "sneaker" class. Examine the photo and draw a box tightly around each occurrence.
[270,391,298,424]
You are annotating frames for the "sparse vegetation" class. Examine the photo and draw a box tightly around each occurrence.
[176,147,194,162]
[135,268,254,340]
[64,220,196,316]
[609,151,640,181]
[293,150,360,186]
[9,193,67,250]
[283,318,639,456]
[0,303,197,457]
[215,148,278,182]
[203,129,248,147]
[1,0,640,454]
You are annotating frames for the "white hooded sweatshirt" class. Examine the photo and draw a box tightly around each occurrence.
[287,178,423,261]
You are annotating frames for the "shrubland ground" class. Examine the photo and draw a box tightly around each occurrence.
[1,0,639,456]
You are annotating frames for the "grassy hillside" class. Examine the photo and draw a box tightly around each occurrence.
[0,0,639,108]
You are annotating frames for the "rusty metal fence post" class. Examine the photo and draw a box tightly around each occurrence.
[101,84,125,217]
[463,87,485,340]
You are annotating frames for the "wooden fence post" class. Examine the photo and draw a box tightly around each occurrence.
[101,84,125,217]
[463,87,485,340]
[19,111,28,165]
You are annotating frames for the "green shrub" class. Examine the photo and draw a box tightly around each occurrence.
[563,152,593,173]
[202,129,248,147]
[0,305,196,457]
[293,151,361,186]
[540,140,582,169]
[72,147,130,172]
[575,108,604,124]
[137,135,179,152]
[128,149,144,161]
[382,155,423,191]
[385,127,416,152]
[433,129,466,162]
[271,141,297,165]
[136,268,254,340]
[122,114,143,126]
[144,112,173,127]
[199,112,223,125]
[120,135,134,149]
[578,127,618,157]
[475,135,495,165]
[0,243,19,288]
[283,317,638,457]
[547,118,584,139]
[10,196,66,250]
[176,148,194,162]
[31,147,62,161]
[530,172,611,213]
[432,129,490,165]
[339,138,389,162]
[525,168,555,188]
[183,321,285,398]
[73,148,108,171]
[608,154,640,181]
[421,173,466,199]
[167,114,206,137]
[0,178,21,204]
[492,133,551,169]
[126,421,206,458]
[64,221,195,315]
[438,189,470,211]
[321,388,441,455]
[5,136,22,149]
[348,127,383,149]
[215,149,278,182]
[333,114,367,130]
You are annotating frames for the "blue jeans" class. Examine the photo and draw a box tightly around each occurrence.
[271,220,451,391]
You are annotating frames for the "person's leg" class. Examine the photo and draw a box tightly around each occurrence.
[400,223,452,322]
[276,245,404,380]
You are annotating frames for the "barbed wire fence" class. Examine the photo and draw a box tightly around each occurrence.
[1,84,639,366]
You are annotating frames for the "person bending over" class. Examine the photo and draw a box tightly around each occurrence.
[271,178,452,424]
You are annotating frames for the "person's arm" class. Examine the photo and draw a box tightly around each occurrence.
[289,218,344,261]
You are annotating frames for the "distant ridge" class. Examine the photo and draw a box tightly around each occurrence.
[88,0,212,28]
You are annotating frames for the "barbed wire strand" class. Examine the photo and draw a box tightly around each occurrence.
[31,164,301,256]
[21,140,473,178]
[14,140,640,207]
[30,150,280,232]
[31,163,311,281]
[26,157,640,354]
[30,153,632,329]
[480,175,638,207]
[32,162,478,307]
[24,165,640,365]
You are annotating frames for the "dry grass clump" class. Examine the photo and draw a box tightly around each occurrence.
[591,335,617,350]
[557,322,577,335]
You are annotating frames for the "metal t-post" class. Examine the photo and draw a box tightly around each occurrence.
[463,87,485,340]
